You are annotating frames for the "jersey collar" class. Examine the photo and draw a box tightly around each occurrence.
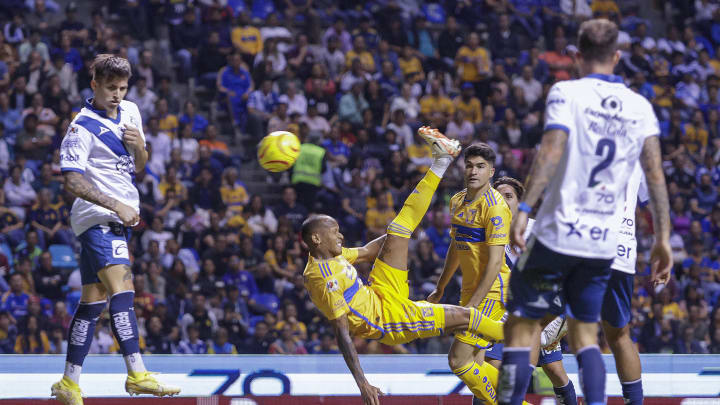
[84,98,122,124]
[585,73,624,84]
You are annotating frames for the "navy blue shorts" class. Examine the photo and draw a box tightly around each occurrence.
[484,342,562,366]
[538,344,563,366]
[507,237,613,323]
[485,342,503,361]
[601,270,634,328]
[78,223,132,285]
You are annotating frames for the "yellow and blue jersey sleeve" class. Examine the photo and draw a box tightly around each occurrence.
[304,260,350,320]
[341,247,359,264]
[484,197,511,246]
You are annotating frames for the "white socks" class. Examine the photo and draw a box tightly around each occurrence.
[124,353,147,374]
[430,156,453,177]
[64,362,82,384]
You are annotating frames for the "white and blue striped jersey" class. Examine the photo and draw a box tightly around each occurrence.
[612,163,649,274]
[532,74,659,259]
[59,99,145,235]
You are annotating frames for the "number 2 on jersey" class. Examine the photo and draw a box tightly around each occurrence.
[587,139,616,187]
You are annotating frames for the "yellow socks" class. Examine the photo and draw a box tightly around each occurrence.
[468,308,504,342]
[453,361,499,404]
[387,170,441,238]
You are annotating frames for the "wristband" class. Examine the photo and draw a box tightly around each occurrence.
[518,202,532,213]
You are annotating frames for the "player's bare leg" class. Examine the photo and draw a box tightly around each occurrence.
[603,320,643,404]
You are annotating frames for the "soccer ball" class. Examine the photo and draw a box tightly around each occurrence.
[257,131,301,172]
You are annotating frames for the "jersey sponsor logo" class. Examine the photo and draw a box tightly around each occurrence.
[490,216,503,229]
[563,220,611,241]
[115,155,134,174]
[326,278,340,292]
[60,154,80,162]
[98,126,111,135]
[111,240,129,259]
[547,98,565,105]
[489,233,506,239]
[601,95,623,113]
[617,243,633,260]
[61,136,80,148]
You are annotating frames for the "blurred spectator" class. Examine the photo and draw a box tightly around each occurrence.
[0,310,18,353]
[177,324,208,354]
[269,323,307,354]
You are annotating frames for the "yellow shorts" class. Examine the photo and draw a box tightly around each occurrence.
[455,297,506,349]
[369,258,446,345]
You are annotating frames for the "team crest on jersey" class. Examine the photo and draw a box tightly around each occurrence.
[326,278,340,292]
[490,216,503,229]
[421,307,434,317]
[116,155,134,174]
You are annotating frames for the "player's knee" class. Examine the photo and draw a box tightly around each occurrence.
[604,323,631,349]
[448,349,472,371]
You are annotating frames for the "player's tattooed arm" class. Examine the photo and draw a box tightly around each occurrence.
[64,171,122,212]
[331,314,384,405]
[639,135,671,240]
[64,171,139,226]
[356,235,386,263]
[521,128,568,207]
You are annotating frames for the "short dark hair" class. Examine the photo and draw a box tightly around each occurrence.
[578,19,618,63]
[91,54,132,83]
[300,215,333,247]
[464,143,496,165]
[493,176,525,199]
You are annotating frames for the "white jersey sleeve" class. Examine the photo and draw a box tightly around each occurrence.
[60,125,93,174]
[544,84,573,134]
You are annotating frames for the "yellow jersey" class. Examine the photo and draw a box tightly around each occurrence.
[303,248,384,340]
[450,188,512,304]
[456,46,490,82]
[231,26,263,56]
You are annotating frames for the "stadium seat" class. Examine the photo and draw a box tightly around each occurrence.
[252,293,280,314]
[49,244,79,269]
[0,243,12,271]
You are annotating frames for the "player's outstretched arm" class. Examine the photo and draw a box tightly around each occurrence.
[465,244,504,308]
[639,135,672,285]
[511,128,568,250]
[427,241,460,303]
[356,235,386,263]
[331,314,384,405]
[64,171,139,226]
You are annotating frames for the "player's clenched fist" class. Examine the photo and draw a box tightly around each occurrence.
[115,202,140,227]
[122,124,144,154]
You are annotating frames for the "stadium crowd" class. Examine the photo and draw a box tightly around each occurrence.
[0,0,719,358]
